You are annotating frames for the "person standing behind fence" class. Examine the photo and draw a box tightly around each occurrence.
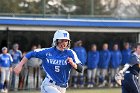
[109,44,122,87]
[26,45,42,89]
[97,43,111,87]
[9,43,22,91]
[72,40,87,88]
[0,47,13,93]
[121,42,131,66]
[87,44,99,88]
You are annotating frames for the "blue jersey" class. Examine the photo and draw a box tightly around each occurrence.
[25,47,81,85]
[121,48,131,65]
[0,53,13,67]
[110,50,122,68]
[87,51,99,69]
[98,50,111,69]
[73,46,87,65]
[9,50,22,64]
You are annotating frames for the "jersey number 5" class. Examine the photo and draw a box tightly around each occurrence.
[55,66,60,72]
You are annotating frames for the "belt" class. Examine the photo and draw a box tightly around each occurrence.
[125,71,139,79]
[125,71,130,73]
[46,77,67,88]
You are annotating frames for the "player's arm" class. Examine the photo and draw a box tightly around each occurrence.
[67,57,83,73]
[119,63,130,73]
[68,50,83,73]
[14,49,44,75]
[14,57,28,75]
[9,54,13,72]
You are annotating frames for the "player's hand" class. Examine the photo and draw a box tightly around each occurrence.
[14,64,23,75]
[67,57,77,69]
[67,57,73,64]
[115,71,124,85]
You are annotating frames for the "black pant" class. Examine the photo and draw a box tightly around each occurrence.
[122,73,140,93]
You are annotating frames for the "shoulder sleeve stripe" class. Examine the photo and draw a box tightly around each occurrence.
[70,49,81,64]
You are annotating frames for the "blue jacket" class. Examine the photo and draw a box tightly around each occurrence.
[0,53,13,67]
[121,48,131,65]
[98,50,111,69]
[87,51,99,69]
[110,50,122,68]
[73,46,87,65]
[9,50,22,64]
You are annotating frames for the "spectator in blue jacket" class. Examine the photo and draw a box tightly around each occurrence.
[9,43,22,91]
[87,44,99,88]
[121,42,131,65]
[0,47,13,93]
[97,43,111,87]
[72,40,87,88]
[109,44,122,87]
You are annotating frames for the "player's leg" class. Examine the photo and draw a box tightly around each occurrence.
[41,78,66,93]
[0,67,6,92]
[102,69,107,86]
[122,74,139,93]
[73,69,79,88]
[122,77,132,93]
[27,67,35,89]
[114,68,120,87]
[98,69,107,87]
[91,68,97,86]
[87,69,92,88]
[130,75,140,93]
[41,85,61,93]
[14,72,19,90]
[12,64,19,91]
[139,73,140,87]
[122,85,129,93]
[109,68,115,87]
[23,65,28,89]
[96,68,101,85]
[57,86,66,93]
[5,68,11,92]
[79,66,85,88]
[37,67,42,89]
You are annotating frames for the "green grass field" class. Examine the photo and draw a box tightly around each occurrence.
[9,88,121,93]
[67,88,121,93]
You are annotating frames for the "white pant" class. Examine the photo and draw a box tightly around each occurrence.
[11,64,19,89]
[41,78,66,93]
[1,67,10,84]
[109,68,119,84]
[87,69,97,81]
[97,68,107,78]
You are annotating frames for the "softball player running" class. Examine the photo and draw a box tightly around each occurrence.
[26,45,42,89]
[9,43,22,91]
[116,43,140,93]
[14,30,83,93]
[0,47,13,93]
[87,44,99,88]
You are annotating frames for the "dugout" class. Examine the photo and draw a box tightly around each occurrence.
[0,17,140,51]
